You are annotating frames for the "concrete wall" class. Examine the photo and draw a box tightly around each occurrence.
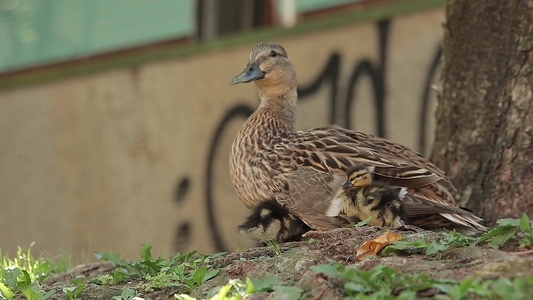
[0,7,444,261]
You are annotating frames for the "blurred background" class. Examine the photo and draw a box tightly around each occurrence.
[0,0,445,262]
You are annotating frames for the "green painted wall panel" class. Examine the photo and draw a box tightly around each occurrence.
[297,0,367,12]
[0,0,195,72]
[1,0,369,72]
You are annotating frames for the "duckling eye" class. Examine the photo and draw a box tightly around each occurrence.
[270,51,278,57]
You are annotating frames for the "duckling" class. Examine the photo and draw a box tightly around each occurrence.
[229,41,486,239]
[330,165,406,227]
[238,199,310,243]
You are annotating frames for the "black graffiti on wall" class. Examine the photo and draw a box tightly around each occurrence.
[174,19,442,252]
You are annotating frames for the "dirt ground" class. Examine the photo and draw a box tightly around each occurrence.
[39,225,533,299]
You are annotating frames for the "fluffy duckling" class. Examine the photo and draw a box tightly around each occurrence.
[229,41,486,240]
[238,199,310,243]
[330,165,406,227]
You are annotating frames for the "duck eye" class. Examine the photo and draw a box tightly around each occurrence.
[270,51,277,57]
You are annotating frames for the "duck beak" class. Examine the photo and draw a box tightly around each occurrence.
[341,180,352,189]
[229,61,265,85]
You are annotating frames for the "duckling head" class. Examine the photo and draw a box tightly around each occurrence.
[230,42,297,99]
[342,165,373,188]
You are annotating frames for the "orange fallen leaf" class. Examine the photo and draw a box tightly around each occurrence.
[355,230,402,260]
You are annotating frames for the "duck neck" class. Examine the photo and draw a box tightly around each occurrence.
[256,88,297,133]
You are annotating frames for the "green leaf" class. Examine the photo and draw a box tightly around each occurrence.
[140,242,153,261]
[250,276,278,292]
[356,217,372,227]
[382,239,430,256]
[63,285,76,300]
[426,241,449,255]
[488,227,516,249]
[21,270,32,285]
[0,282,15,299]
[311,264,342,277]
[3,267,22,289]
[183,278,195,290]
[192,266,207,285]
[519,213,533,245]
[520,213,531,231]
[217,283,232,298]
[344,281,371,293]
[40,289,57,300]
[120,287,136,299]
[396,290,417,299]
[73,281,85,297]
[139,260,161,274]
[111,268,128,284]
[22,285,42,300]
[93,251,123,266]
[445,230,474,247]
[432,282,455,294]
[204,269,219,282]
[71,277,84,285]
[477,222,516,245]
[497,218,521,227]
[271,286,302,300]
[245,277,255,294]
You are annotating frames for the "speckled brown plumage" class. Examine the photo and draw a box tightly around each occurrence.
[229,41,486,234]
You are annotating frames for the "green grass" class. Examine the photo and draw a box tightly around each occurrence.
[92,242,223,293]
[382,229,475,256]
[381,213,533,258]
[176,276,304,300]
[312,262,452,298]
[311,262,533,299]
[0,243,58,300]
[2,214,533,300]
[476,213,533,248]
[0,242,223,299]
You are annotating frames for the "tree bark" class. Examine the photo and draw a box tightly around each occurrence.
[432,0,533,225]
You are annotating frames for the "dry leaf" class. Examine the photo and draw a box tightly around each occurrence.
[355,230,402,260]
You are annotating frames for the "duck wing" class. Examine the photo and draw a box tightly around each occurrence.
[402,193,469,217]
[403,193,485,231]
[274,167,351,230]
[288,125,450,188]
[319,126,450,184]
[278,125,484,231]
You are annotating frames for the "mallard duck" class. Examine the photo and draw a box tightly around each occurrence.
[229,41,486,237]
[330,165,406,227]
[238,199,310,242]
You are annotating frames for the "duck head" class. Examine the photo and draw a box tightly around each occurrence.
[230,42,297,98]
[343,165,374,188]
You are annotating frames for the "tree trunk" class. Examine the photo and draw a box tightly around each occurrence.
[431,0,533,225]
